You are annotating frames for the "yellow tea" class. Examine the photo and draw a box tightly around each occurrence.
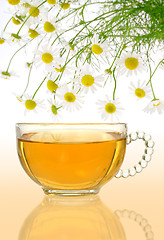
[17,130,126,191]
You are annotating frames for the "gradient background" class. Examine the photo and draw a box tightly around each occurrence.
[0,1,164,239]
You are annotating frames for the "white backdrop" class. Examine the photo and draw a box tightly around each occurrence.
[0,0,163,176]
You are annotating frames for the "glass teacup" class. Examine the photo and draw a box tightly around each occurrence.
[16,123,154,195]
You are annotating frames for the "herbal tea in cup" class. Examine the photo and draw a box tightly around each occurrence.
[16,123,154,195]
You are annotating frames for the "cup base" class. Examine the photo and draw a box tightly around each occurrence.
[43,189,99,196]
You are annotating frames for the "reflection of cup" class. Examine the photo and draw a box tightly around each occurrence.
[18,195,126,240]
[16,123,154,195]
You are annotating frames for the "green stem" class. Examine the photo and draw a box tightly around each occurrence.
[67,46,89,66]
[71,24,90,44]
[147,63,157,100]
[6,39,33,73]
[20,64,33,99]
[55,6,81,23]
[56,0,67,18]
[3,17,12,33]
[146,58,164,85]
[32,76,47,100]
[81,0,91,33]
[20,35,47,98]
[70,11,117,44]
[17,0,46,35]
[86,1,113,5]
[112,67,117,100]
[109,34,127,70]
[51,10,116,46]
[51,22,81,46]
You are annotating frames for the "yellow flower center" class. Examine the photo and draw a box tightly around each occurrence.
[47,80,58,91]
[81,75,94,87]
[153,102,161,107]
[92,44,103,55]
[47,0,56,4]
[44,21,55,33]
[42,53,53,64]
[55,65,65,73]
[135,88,145,98]
[51,105,58,115]
[28,29,39,38]
[25,100,37,110]
[125,57,139,70]
[0,38,5,44]
[12,17,21,25]
[105,103,116,114]
[60,3,70,10]
[64,92,76,103]
[8,0,20,5]
[29,7,40,17]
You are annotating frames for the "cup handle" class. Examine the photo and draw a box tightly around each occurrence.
[115,209,154,239]
[115,131,154,178]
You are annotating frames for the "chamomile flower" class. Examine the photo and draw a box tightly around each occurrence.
[7,0,21,6]
[10,33,22,43]
[11,16,21,25]
[143,99,164,114]
[46,0,56,4]
[60,1,71,10]
[97,96,124,121]
[23,94,44,114]
[0,31,10,45]
[7,32,28,45]
[5,3,27,21]
[42,16,61,35]
[13,1,32,16]
[91,34,108,57]
[52,56,65,68]
[0,35,6,45]
[77,64,104,93]
[129,80,152,100]
[99,57,114,83]
[50,60,76,78]
[48,99,62,121]
[117,52,146,76]
[27,27,42,39]
[56,85,84,111]
[1,70,18,80]
[34,45,59,70]
[46,79,59,93]
[61,40,77,56]
[25,0,48,26]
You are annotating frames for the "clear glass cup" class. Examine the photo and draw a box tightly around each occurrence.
[16,123,154,195]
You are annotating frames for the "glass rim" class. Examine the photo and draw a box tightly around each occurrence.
[16,123,127,126]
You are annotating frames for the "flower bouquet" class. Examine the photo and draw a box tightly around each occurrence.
[0,0,164,120]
